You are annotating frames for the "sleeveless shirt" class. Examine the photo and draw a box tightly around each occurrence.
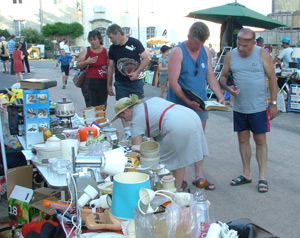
[230,46,267,113]
[85,47,107,79]
[166,42,208,108]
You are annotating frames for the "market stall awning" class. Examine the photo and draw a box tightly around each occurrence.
[146,36,170,45]
[186,2,285,29]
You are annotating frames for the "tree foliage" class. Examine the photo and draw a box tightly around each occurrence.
[42,22,83,39]
[0,29,10,39]
[21,28,44,44]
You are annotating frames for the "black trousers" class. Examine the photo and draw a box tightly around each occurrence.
[81,77,108,108]
[22,54,30,73]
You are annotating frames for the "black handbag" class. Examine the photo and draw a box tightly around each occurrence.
[73,47,90,88]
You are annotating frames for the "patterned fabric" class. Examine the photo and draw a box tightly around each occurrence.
[7,39,16,54]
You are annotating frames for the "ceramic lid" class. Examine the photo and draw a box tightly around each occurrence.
[57,98,73,104]
[46,135,61,143]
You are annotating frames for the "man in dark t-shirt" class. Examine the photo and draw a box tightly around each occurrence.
[106,24,149,137]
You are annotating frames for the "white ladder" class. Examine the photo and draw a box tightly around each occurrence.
[207,46,232,99]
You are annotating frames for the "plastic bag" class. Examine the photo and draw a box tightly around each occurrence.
[134,193,198,238]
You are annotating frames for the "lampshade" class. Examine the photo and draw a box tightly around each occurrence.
[111,172,150,219]
[292,48,300,59]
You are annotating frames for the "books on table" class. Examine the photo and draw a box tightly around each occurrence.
[20,79,57,89]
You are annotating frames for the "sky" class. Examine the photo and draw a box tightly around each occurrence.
[154,0,273,46]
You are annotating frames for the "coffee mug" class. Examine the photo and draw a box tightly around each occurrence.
[61,139,79,161]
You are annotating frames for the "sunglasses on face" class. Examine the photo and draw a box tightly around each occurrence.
[194,61,199,76]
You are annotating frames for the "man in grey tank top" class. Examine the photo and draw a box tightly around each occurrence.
[220,28,278,193]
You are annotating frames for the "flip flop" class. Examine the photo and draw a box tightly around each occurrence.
[230,175,252,186]
[258,180,268,193]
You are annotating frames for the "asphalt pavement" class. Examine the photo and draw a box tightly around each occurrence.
[1,60,299,237]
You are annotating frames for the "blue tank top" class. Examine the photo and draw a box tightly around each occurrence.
[231,46,267,113]
[166,42,208,108]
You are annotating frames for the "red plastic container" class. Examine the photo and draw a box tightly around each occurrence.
[78,126,98,142]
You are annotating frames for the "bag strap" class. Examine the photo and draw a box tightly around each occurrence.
[82,47,90,71]
[87,46,90,57]
[143,102,150,138]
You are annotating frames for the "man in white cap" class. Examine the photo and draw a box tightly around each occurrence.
[273,37,293,68]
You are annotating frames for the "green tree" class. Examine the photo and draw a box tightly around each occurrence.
[69,22,84,38]
[42,22,83,39]
[21,28,44,44]
[0,29,10,39]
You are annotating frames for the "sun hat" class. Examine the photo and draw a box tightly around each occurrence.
[281,37,290,44]
[256,37,264,43]
[111,94,144,122]
[0,36,5,41]
[0,94,10,105]
[160,45,172,53]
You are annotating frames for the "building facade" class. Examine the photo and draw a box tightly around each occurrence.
[256,0,300,47]
[0,0,179,48]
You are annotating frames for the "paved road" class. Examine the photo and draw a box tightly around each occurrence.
[1,60,299,237]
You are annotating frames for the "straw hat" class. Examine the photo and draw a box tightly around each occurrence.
[111,94,143,122]
[0,94,10,105]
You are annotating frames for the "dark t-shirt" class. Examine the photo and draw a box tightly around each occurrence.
[108,37,145,83]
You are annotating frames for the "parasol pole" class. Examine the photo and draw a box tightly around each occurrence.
[138,0,140,40]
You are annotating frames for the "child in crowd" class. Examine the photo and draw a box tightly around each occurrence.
[54,49,74,89]
[12,42,24,82]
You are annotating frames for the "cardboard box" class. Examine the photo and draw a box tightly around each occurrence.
[7,165,60,226]
[8,186,60,226]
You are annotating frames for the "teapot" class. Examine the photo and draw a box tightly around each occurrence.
[45,135,61,147]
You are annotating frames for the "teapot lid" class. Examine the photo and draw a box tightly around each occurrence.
[57,98,72,104]
[47,135,61,143]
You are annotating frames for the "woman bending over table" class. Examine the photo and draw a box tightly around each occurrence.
[111,94,209,191]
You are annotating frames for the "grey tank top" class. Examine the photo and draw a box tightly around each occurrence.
[230,46,267,113]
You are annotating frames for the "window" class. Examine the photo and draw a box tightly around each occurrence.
[14,20,25,38]
[147,27,155,39]
[13,0,22,3]
[97,27,106,37]
[122,27,130,37]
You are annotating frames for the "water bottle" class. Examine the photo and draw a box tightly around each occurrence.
[194,189,214,238]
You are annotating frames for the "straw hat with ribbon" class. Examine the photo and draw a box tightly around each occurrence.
[111,94,144,122]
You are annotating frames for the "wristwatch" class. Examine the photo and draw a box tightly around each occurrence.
[271,101,277,105]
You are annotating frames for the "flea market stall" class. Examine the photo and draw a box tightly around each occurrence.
[0,79,279,238]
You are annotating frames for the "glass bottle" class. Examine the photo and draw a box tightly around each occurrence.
[194,189,214,238]
[151,169,163,191]
[86,130,94,146]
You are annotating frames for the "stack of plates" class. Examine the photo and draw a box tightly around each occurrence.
[79,141,89,155]
[33,144,61,159]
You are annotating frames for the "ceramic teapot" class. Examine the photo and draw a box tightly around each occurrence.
[55,98,75,117]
